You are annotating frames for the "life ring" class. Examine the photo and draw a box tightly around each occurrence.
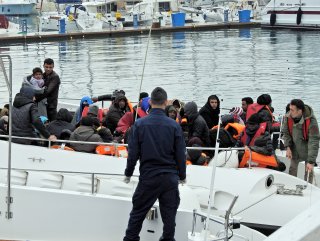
[51,144,75,151]
[270,11,276,26]
[296,7,302,25]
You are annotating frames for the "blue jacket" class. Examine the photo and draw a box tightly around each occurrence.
[125,108,186,180]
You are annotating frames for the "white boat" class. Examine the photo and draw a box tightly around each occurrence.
[0,139,320,236]
[0,0,37,16]
[39,1,122,32]
[0,15,20,35]
[0,140,269,241]
[261,0,320,29]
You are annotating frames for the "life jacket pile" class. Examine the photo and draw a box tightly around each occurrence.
[239,149,278,168]
[96,145,128,158]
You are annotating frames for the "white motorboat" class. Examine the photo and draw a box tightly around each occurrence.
[261,0,320,29]
[0,139,268,241]
[0,0,37,16]
[0,15,20,35]
[0,139,319,237]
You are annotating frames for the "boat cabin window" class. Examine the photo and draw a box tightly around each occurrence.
[158,2,170,12]
[106,3,117,13]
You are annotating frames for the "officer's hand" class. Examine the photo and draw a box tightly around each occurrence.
[179,179,186,185]
[123,176,131,184]
[286,147,292,160]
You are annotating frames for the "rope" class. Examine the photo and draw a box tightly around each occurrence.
[234,190,277,216]
[134,1,157,121]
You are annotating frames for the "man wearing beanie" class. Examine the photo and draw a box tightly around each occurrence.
[123,87,186,241]
[12,86,56,145]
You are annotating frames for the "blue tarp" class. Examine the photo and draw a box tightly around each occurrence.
[55,0,82,4]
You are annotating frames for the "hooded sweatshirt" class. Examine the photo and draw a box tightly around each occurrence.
[47,108,75,138]
[199,95,220,129]
[282,105,320,164]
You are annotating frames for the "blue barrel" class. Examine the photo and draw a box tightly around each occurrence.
[133,14,138,28]
[238,10,251,23]
[59,18,66,34]
[171,12,186,27]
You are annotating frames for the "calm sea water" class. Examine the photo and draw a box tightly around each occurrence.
[1,27,320,119]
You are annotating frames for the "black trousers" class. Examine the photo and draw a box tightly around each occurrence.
[123,173,180,241]
[47,107,57,122]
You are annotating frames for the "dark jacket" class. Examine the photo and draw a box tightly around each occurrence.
[124,108,186,180]
[12,93,50,144]
[104,95,131,134]
[47,108,75,138]
[199,95,220,129]
[69,125,103,153]
[35,70,60,110]
[187,113,210,146]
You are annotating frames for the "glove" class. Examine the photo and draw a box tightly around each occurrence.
[179,179,186,185]
[123,176,131,184]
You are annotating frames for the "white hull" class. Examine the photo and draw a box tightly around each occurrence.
[261,0,320,29]
[1,140,320,234]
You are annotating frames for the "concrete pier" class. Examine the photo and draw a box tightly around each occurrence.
[0,22,260,44]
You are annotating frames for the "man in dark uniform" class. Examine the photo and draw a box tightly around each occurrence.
[123,87,186,241]
[36,58,61,121]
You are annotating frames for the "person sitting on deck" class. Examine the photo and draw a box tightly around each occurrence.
[199,95,220,129]
[184,101,210,147]
[70,116,107,153]
[103,94,131,135]
[11,86,57,145]
[71,96,93,126]
[47,108,75,139]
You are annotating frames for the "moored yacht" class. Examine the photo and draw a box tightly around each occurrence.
[261,0,320,29]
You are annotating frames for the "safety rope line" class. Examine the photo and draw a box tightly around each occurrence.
[233,191,277,216]
[135,1,157,121]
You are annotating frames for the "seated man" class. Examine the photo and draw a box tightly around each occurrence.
[12,86,56,145]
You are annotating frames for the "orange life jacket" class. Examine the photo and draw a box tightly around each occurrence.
[51,145,75,151]
[239,149,278,168]
[224,123,245,140]
[96,145,128,158]
[287,117,311,141]
[137,107,147,118]
[82,106,104,122]
[127,100,134,113]
[241,122,267,146]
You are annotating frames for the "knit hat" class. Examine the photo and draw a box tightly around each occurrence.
[257,94,272,105]
[184,101,198,116]
[139,92,149,101]
[230,107,243,116]
[87,105,99,117]
[20,86,35,99]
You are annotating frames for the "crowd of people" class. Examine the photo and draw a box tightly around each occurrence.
[0,58,319,183]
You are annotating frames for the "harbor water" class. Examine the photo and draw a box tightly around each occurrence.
[1,28,320,118]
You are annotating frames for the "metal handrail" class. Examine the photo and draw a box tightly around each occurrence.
[0,54,13,219]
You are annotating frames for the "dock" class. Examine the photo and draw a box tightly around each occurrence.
[0,22,260,44]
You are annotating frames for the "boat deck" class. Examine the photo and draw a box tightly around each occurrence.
[0,22,260,44]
